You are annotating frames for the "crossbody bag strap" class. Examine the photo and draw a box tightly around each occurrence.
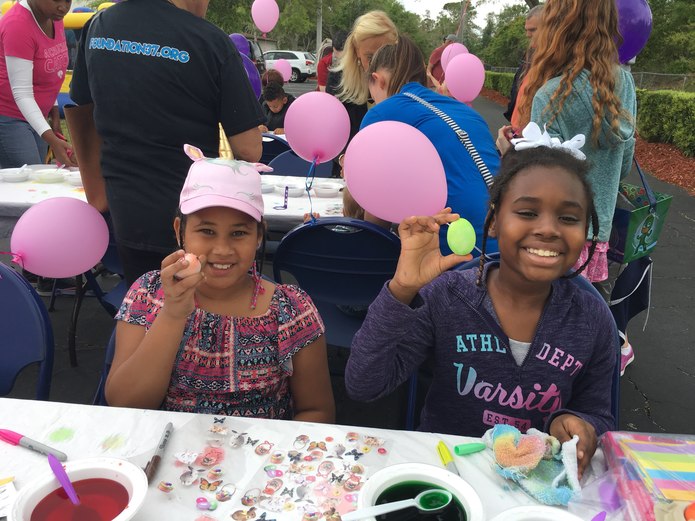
[403,91,495,189]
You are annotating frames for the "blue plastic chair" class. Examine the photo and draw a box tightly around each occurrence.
[92,327,116,406]
[268,150,334,178]
[260,133,292,165]
[272,217,420,429]
[0,263,55,400]
[457,253,622,425]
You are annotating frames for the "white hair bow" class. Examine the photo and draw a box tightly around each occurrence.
[510,122,586,160]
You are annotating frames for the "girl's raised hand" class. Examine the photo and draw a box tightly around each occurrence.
[549,413,598,480]
[389,209,472,304]
[160,250,206,320]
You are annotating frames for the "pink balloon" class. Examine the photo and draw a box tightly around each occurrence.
[273,59,292,82]
[11,198,109,278]
[284,92,350,163]
[344,121,447,223]
[445,53,485,103]
[441,42,468,72]
[251,0,279,34]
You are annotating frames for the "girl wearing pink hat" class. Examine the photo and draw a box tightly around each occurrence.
[103,144,335,423]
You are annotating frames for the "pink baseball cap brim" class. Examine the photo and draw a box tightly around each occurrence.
[180,194,263,222]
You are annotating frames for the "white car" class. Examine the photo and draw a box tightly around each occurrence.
[263,50,316,82]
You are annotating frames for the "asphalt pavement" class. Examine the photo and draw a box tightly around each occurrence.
[4,79,694,435]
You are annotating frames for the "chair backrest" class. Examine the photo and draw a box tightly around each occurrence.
[260,134,292,165]
[273,217,401,307]
[0,263,54,400]
[268,150,333,178]
[92,327,116,406]
[455,253,621,425]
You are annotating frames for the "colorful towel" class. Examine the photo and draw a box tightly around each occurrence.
[483,425,581,506]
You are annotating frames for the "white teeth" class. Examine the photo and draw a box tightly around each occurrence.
[211,263,232,269]
[526,248,559,257]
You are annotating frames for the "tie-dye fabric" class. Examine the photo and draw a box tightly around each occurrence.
[116,271,325,419]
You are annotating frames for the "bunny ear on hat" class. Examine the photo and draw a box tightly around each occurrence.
[184,144,206,162]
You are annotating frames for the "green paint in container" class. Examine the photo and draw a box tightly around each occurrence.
[375,481,467,520]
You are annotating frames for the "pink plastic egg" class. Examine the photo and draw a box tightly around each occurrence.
[177,253,201,278]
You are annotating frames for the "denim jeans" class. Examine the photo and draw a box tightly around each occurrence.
[0,114,48,167]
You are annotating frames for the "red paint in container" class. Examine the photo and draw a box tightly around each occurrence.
[30,478,129,521]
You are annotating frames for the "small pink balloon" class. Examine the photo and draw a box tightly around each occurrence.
[251,0,279,34]
[10,198,109,278]
[445,53,485,103]
[284,92,350,163]
[441,42,468,72]
[344,121,447,223]
[273,59,292,82]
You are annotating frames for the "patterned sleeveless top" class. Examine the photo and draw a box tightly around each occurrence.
[115,271,325,419]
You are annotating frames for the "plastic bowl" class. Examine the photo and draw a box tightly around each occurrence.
[1,168,29,182]
[261,181,275,194]
[64,171,84,187]
[356,463,485,521]
[313,182,343,198]
[35,168,65,183]
[8,457,148,521]
[276,183,305,198]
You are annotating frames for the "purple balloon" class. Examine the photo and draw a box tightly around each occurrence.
[241,54,261,98]
[616,0,652,63]
[230,33,251,57]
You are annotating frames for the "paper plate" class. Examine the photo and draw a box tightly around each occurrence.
[488,505,585,521]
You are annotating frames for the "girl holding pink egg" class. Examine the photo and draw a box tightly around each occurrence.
[105,144,335,423]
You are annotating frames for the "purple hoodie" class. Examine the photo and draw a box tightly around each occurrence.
[346,263,616,436]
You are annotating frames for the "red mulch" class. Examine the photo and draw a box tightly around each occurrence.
[480,88,695,196]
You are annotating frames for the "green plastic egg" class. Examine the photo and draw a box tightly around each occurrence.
[447,218,476,255]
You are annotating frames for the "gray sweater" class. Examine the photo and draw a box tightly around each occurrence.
[346,264,617,437]
[531,68,636,242]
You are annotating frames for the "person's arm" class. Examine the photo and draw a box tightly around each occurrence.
[219,46,265,162]
[5,56,77,166]
[48,105,61,135]
[105,251,205,408]
[290,336,335,423]
[426,52,441,89]
[64,103,107,212]
[345,210,472,401]
[228,126,262,162]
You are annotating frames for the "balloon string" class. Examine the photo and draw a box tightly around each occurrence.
[305,158,318,223]
[0,251,24,267]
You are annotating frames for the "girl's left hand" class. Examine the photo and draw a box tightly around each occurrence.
[549,413,597,480]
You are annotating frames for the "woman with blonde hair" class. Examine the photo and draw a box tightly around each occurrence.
[334,10,398,106]
[498,0,637,374]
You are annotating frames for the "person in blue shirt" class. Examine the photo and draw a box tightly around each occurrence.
[361,35,500,256]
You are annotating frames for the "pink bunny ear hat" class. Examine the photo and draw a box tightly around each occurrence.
[179,144,269,221]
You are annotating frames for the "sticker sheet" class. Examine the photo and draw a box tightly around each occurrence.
[148,415,392,520]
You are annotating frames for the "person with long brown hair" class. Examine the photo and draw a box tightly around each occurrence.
[500,0,636,286]
[498,0,637,375]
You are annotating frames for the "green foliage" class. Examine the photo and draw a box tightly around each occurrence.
[633,0,695,75]
[484,71,515,98]
[479,15,526,68]
[636,89,695,156]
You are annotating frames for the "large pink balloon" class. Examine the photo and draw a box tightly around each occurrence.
[344,121,447,223]
[11,198,109,278]
[445,53,485,103]
[273,59,292,82]
[251,0,279,34]
[441,43,468,72]
[284,92,350,163]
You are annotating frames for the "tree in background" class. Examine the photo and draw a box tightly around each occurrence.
[632,0,694,74]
